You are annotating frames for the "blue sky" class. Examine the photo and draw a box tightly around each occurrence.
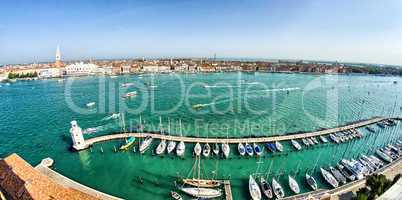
[1,0,402,65]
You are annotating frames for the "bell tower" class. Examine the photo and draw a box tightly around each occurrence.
[55,45,63,67]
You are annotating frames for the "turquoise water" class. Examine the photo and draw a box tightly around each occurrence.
[0,72,401,199]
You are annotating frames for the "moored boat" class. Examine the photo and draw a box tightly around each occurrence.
[213,143,220,155]
[320,135,328,143]
[320,167,339,188]
[329,134,339,143]
[245,143,254,156]
[182,178,221,188]
[291,140,302,150]
[122,91,137,98]
[376,149,392,163]
[275,141,283,152]
[238,143,246,156]
[194,142,202,156]
[288,175,300,194]
[305,173,318,191]
[337,164,356,182]
[179,187,222,199]
[265,143,277,152]
[260,177,273,199]
[155,139,167,155]
[119,137,136,150]
[170,191,182,200]
[139,136,153,154]
[167,140,177,154]
[222,143,230,158]
[302,138,310,146]
[86,102,95,107]
[311,137,319,144]
[203,143,211,157]
[253,143,263,156]
[176,141,186,157]
[249,175,262,200]
[272,178,285,198]
[329,166,347,185]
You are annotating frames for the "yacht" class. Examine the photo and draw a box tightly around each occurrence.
[320,135,329,143]
[291,140,302,150]
[249,175,262,200]
[179,187,222,199]
[139,136,153,154]
[245,143,254,156]
[302,138,310,146]
[305,173,318,191]
[330,166,347,185]
[376,149,392,163]
[213,143,220,155]
[155,139,167,155]
[167,140,176,154]
[329,134,339,143]
[272,178,285,198]
[321,167,339,188]
[253,143,263,156]
[275,141,283,152]
[238,143,246,156]
[194,142,202,156]
[288,175,300,194]
[176,141,186,157]
[222,143,230,158]
[337,164,356,182]
[202,143,211,157]
[260,177,273,199]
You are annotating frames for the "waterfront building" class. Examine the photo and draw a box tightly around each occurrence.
[97,66,113,75]
[65,62,99,76]
[39,67,63,78]
[142,65,170,73]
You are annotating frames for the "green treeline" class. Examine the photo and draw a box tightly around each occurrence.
[8,72,38,79]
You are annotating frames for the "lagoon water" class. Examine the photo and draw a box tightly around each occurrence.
[0,72,401,199]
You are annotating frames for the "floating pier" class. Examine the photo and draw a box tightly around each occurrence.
[75,117,397,150]
[223,180,233,200]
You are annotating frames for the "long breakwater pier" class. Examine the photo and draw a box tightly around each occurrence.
[77,116,399,150]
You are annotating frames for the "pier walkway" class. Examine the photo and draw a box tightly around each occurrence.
[83,117,394,149]
[223,180,232,200]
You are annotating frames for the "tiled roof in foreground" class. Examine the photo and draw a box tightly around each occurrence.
[0,153,100,200]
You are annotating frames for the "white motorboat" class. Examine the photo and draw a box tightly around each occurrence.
[194,142,202,156]
[202,143,211,157]
[86,102,95,107]
[167,141,176,154]
[238,143,246,156]
[272,178,285,198]
[139,136,153,154]
[288,175,300,194]
[121,83,134,87]
[170,191,182,200]
[253,143,263,156]
[275,141,283,152]
[222,143,230,158]
[302,138,310,146]
[155,139,166,155]
[305,173,318,191]
[320,167,339,188]
[249,175,262,200]
[291,140,302,150]
[176,141,186,157]
[122,91,137,98]
[179,187,222,199]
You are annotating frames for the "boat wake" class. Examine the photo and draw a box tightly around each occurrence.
[101,113,120,121]
[263,87,300,92]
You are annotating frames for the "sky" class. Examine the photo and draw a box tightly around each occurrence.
[1,0,402,65]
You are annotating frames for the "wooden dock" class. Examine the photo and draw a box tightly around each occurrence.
[83,117,396,149]
[223,180,232,200]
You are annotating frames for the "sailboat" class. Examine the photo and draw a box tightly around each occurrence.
[213,142,220,155]
[245,143,254,156]
[260,177,273,199]
[166,118,176,154]
[272,178,285,198]
[177,141,186,157]
[305,173,318,191]
[182,151,222,188]
[176,119,186,157]
[275,141,283,152]
[238,143,246,156]
[288,175,300,194]
[139,136,153,154]
[253,143,263,156]
[320,167,339,188]
[291,140,302,150]
[203,143,211,157]
[155,139,166,155]
[249,175,262,200]
[194,142,202,156]
[222,143,230,158]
